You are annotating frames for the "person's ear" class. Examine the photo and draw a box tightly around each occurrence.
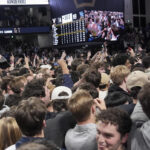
[121,133,128,144]
[124,76,128,83]
[91,104,96,114]
[43,120,46,128]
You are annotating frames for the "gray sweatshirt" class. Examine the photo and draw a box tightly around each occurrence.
[129,120,150,150]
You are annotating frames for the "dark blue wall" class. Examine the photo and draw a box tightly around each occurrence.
[50,0,124,18]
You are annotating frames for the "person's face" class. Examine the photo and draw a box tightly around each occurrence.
[27,75,34,82]
[45,69,50,75]
[98,67,105,73]
[50,70,54,76]
[125,59,131,70]
[41,85,50,104]
[36,73,43,79]
[97,121,125,150]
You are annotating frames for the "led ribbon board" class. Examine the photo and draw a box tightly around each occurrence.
[0,0,49,5]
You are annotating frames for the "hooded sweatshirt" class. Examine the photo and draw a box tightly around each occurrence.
[129,120,150,150]
[131,101,149,127]
[105,84,132,107]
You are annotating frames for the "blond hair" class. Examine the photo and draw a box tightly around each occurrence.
[68,90,93,122]
[111,65,130,85]
[0,117,22,150]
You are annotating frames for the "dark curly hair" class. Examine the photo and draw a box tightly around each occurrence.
[83,68,101,88]
[22,78,45,99]
[112,53,130,67]
[97,108,132,137]
[15,97,46,136]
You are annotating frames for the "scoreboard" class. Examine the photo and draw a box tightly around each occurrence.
[52,13,86,46]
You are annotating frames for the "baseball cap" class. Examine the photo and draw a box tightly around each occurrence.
[100,73,110,85]
[126,71,149,91]
[51,86,72,100]
[40,64,52,70]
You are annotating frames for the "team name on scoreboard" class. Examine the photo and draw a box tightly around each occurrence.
[7,0,26,4]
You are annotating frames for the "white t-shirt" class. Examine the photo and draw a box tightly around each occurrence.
[5,144,16,150]
[99,90,108,100]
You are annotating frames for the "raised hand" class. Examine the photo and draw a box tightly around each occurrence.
[61,51,66,59]
[94,98,106,110]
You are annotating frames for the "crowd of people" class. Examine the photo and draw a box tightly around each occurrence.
[0,24,150,150]
[0,6,49,27]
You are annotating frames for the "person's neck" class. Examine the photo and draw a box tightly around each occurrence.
[33,130,44,138]
[100,88,108,91]
[133,98,137,104]
[119,82,128,92]
[117,145,125,150]
[77,115,95,125]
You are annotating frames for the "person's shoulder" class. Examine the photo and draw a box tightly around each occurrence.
[65,127,74,139]
[5,144,16,150]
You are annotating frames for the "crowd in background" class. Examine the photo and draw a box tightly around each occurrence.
[0,24,150,150]
[0,6,49,27]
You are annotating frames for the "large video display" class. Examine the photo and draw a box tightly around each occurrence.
[85,10,124,42]
[51,0,125,46]
[52,10,124,45]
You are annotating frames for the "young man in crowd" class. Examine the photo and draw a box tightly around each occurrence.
[22,78,50,104]
[44,86,76,149]
[65,90,98,150]
[6,97,48,150]
[97,108,132,150]
[105,65,132,109]
[129,83,150,150]
[112,53,131,70]
[127,70,149,118]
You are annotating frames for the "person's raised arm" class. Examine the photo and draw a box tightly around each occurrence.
[57,59,73,88]
[9,53,15,71]
[58,59,69,74]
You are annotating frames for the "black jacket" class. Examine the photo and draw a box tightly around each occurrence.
[105,84,133,107]
[44,111,76,148]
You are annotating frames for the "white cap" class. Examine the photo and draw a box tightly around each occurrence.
[51,86,72,101]
[40,64,52,70]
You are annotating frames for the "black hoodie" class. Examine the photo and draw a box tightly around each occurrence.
[105,84,133,107]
